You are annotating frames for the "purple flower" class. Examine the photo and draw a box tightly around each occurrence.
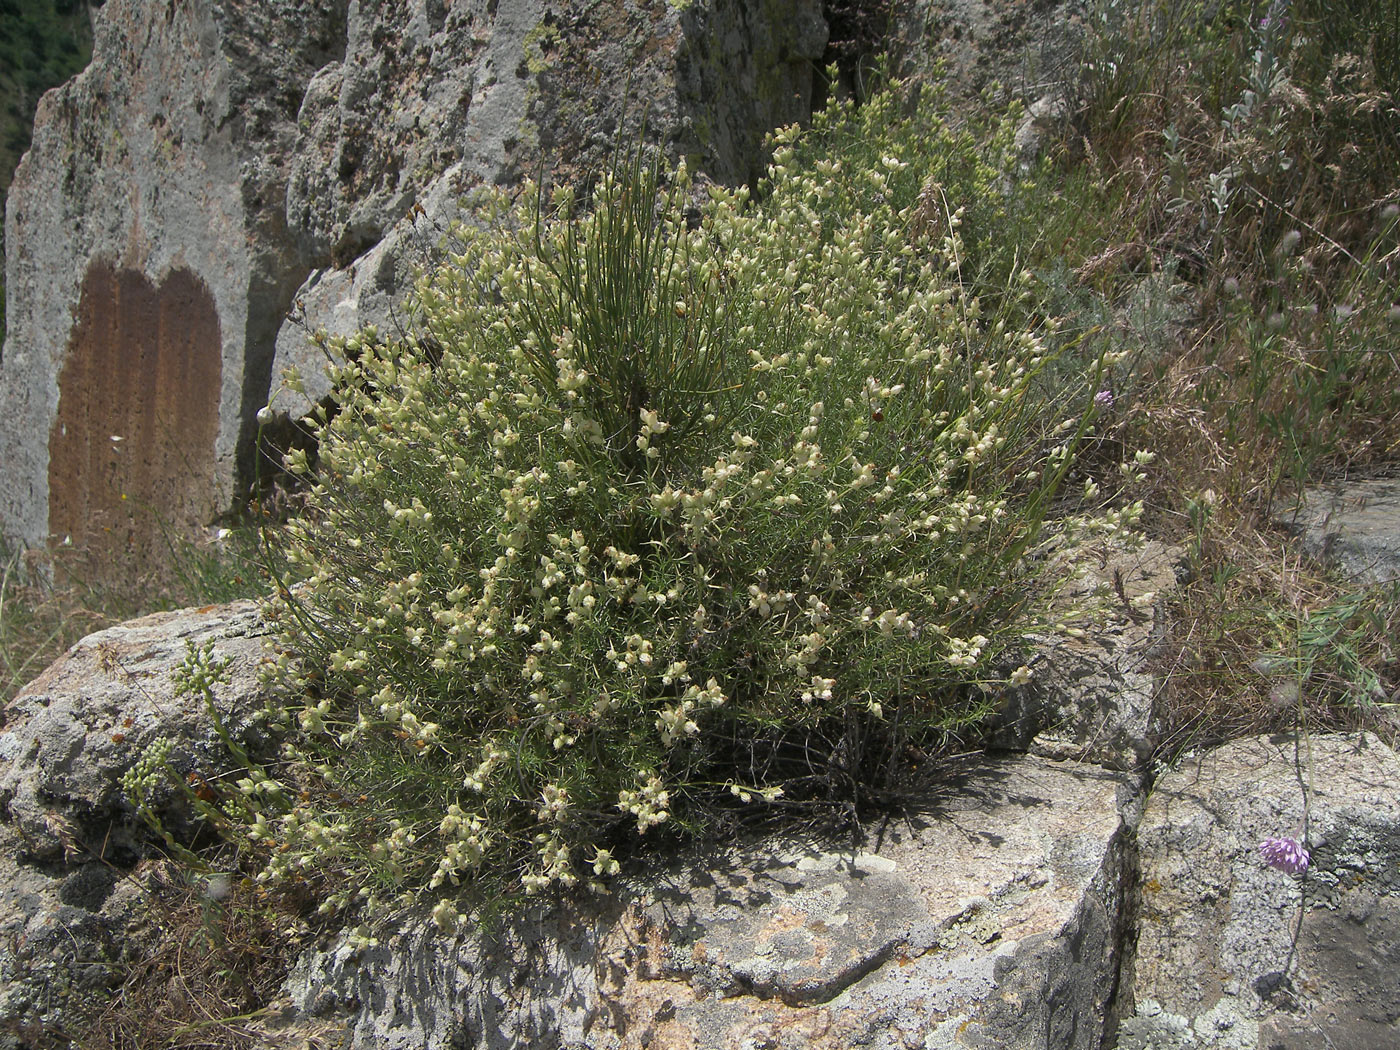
[1258,0,1289,36]
[1259,836,1310,874]
[1094,389,1115,410]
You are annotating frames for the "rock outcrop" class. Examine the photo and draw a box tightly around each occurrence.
[4,592,1400,1048]
[267,0,828,419]
[0,600,270,1045]
[1277,479,1400,585]
[287,755,1136,1050]
[0,0,348,578]
[0,0,829,577]
[1123,733,1400,1050]
[0,0,1111,577]
[990,540,1180,771]
[885,0,1091,101]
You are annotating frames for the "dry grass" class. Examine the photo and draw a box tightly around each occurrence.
[1,528,269,710]
[1152,497,1400,757]
[83,862,338,1050]
[0,545,115,710]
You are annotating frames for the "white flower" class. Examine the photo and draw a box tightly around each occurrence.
[947,634,990,668]
[590,848,621,876]
[538,783,570,822]
[656,702,699,746]
[431,899,460,931]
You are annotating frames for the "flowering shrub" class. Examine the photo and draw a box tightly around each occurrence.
[231,83,1131,920]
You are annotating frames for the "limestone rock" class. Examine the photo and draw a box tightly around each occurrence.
[0,849,147,1050]
[1276,479,1400,585]
[281,0,827,263]
[0,0,346,578]
[287,753,1135,1050]
[268,0,828,419]
[269,160,474,419]
[0,600,273,1041]
[0,599,270,861]
[1,0,1098,567]
[0,0,829,553]
[886,0,1089,101]
[1121,733,1400,1049]
[990,540,1181,771]
[14,587,1388,1050]
[1014,93,1068,169]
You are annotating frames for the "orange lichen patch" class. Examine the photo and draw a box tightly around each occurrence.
[48,259,222,585]
[589,901,888,1050]
[591,908,698,1050]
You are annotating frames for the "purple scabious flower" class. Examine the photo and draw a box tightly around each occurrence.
[1260,836,1310,874]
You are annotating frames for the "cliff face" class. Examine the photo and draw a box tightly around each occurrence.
[269,0,827,420]
[0,0,826,577]
[0,0,347,576]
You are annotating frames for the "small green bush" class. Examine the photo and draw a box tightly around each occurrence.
[234,84,1136,922]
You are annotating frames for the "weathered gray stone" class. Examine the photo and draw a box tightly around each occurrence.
[1,0,830,565]
[1276,479,1400,585]
[0,599,270,860]
[280,0,829,260]
[0,600,272,1041]
[268,0,828,419]
[1121,733,1400,1049]
[0,848,144,1050]
[1014,92,1068,169]
[887,0,1088,101]
[990,540,1180,771]
[0,0,346,576]
[286,753,1135,1050]
[19,579,1390,1050]
[269,161,474,419]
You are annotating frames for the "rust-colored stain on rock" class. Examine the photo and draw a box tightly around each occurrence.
[48,259,221,582]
